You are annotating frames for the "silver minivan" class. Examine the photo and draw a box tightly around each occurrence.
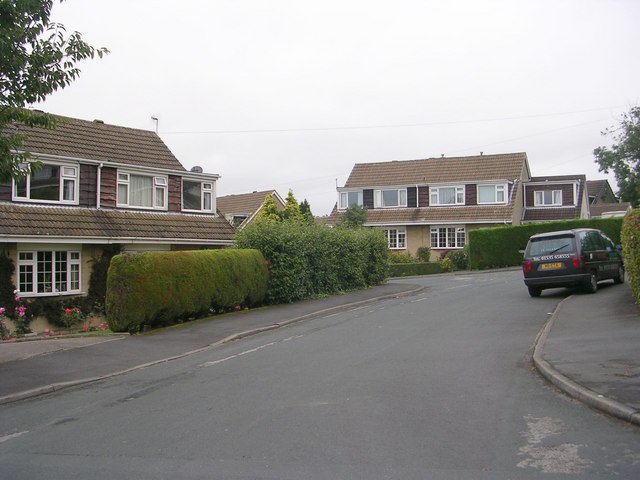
[522,228,624,297]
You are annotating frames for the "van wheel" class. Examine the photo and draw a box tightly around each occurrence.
[584,271,598,293]
[614,265,625,284]
[528,286,541,297]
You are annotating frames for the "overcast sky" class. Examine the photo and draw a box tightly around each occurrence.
[38,0,639,215]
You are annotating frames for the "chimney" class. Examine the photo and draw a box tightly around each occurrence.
[190,166,203,173]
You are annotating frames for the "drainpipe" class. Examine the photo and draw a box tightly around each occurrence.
[96,163,103,208]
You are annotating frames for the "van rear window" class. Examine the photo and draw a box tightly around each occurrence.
[527,235,576,256]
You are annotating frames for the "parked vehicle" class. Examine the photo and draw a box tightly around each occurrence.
[522,228,624,297]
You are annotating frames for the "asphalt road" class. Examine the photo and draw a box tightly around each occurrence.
[1,270,639,479]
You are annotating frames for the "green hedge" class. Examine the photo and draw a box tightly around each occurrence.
[235,222,388,303]
[388,262,443,277]
[106,249,268,333]
[622,209,640,304]
[468,218,624,270]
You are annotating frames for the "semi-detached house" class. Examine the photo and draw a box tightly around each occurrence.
[0,115,234,300]
[330,152,531,260]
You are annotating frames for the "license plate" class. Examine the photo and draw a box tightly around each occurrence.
[540,262,563,270]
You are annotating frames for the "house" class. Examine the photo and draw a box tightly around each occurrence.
[0,114,235,300]
[328,152,531,259]
[521,175,589,223]
[586,179,631,218]
[216,190,285,229]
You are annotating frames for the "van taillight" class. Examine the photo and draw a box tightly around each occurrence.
[572,256,585,268]
[522,261,532,273]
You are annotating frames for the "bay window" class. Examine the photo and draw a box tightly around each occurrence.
[430,186,465,206]
[117,172,167,209]
[374,189,407,208]
[430,226,466,249]
[18,250,81,295]
[13,162,78,204]
[183,180,214,212]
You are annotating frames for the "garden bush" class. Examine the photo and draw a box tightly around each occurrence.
[106,249,268,333]
[622,209,640,304]
[388,262,443,277]
[235,222,388,304]
[388,251,415,264]
[468,217,624,270]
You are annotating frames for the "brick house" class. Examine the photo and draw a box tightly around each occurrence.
[0,115,234,300]
[521,175,589,223]
[586,179,631,218]
[217,190,285,229]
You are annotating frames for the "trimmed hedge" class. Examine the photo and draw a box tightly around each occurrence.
[388,262,443,277]
[622,209,640,304]
[468,218,624,270]
[106,249,268,333]
[235,222,388,304]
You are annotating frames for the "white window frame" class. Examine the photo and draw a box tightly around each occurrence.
[338,191,363,210]
[182,179,214,212]
[429,186,465,206]
[17,249,82,296]
[534,189,562,207]
[382,228,407,249]
[117,171,168,210]
[374,189,407,208]
[12,161,79,205]
[430,226,466,249]
[477,184,507,204]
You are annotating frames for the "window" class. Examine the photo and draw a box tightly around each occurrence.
[117,172,167,209]
[374,189,407,208]
[430,227,465,249]
[534,190,562,206]
[477,184,506,204]
[13,162,78,204]
[430,186,465,206]
[383,228,406,249]
[339,191,363,209]
[18,250,81,295]
[183,180,214,212]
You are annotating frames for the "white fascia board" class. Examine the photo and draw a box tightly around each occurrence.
[363,219,513,227]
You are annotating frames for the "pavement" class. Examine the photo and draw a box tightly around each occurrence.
[1,277,640,428]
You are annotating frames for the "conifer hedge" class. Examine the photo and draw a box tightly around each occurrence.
[106,249,268,332]
[622,209,640,304]
[235,222,388,303]
[468,217,624,270]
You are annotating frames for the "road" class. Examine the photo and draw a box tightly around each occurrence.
[1,270,639,479]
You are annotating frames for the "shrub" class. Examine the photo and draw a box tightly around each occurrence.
[105,249,269,333]
[416,246,431,263]
[235,222,388,304]
[388,251,415,264]
[388,262,443,277]
[445,246,469,271]
[622,209,640,304]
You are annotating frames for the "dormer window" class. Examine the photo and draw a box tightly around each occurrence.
[12,162,78,204]
[183,180,214,212]
[339,191,363,209]
[374,189,407,208]
[430,186,465,206]
[477,184,507,204]
[117,171,168,209]
[534,190,562,206]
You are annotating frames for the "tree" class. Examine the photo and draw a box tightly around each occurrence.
[339,204,368,228]
[593,106,640,207]
[298,199,314,224]
[0,0,108,182]
[281,189,302,222]
[256,194,282,223]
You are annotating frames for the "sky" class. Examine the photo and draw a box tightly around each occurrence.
[37,0,640,216]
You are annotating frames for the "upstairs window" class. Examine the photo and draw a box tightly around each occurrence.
[534,190,562,206]
[183,180,214,212]
[430,186,465,206]
[117,172,167,209]
[339,191,363,209]
[374,189,407,208]
[477,184,506,204]
[13,163,78,204]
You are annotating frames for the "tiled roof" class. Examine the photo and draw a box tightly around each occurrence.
[587,179,609,197]
[217,190,281,216]
[0,203,234,244]
[343,152,528,188]
[522,208,581,222]
[589,202,631,217]
[5,114,186,171]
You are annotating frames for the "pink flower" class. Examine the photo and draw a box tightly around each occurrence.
[14,295,20,302]
[0,307,5,315]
